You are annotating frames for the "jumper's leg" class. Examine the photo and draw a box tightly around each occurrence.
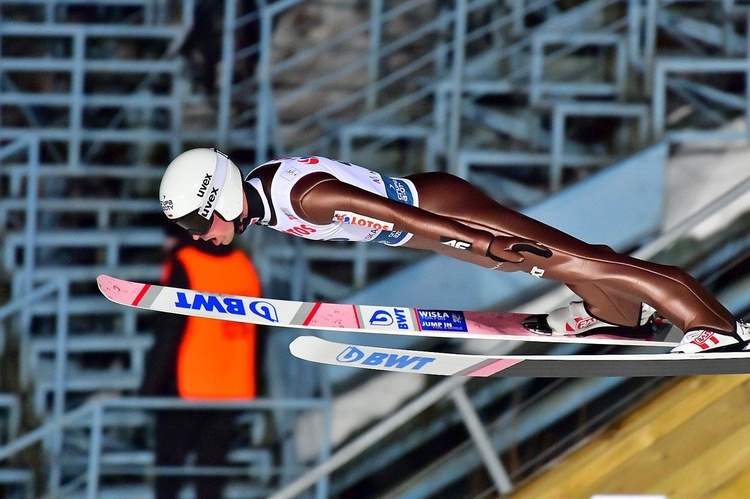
[405,172,736,333]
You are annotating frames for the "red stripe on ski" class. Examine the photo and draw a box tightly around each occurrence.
[413,309,423,331]
[132,283,151,306]
[303,302,323,326]
[352,305,361,328]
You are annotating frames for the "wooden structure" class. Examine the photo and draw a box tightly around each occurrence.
[511,375,750,498]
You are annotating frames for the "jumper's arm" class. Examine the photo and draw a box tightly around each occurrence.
[291,173,550,263]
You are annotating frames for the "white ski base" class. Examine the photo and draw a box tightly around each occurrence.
[289,336,750,377]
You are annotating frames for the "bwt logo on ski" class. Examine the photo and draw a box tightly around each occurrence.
[368,309,410,329]
[173,292,279,323]
[335,346,435,371]
[416,309,469,332]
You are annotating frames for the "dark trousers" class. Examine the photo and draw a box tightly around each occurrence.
[154,409,236,499]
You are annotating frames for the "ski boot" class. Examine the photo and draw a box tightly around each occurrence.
[523,301,657,337]
[670,321,750,353]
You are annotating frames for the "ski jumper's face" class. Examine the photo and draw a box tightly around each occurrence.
[193,214,236,245]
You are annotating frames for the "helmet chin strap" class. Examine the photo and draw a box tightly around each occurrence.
[234,215,252,234]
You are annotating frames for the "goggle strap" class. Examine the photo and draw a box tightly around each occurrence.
[198,152,228,220]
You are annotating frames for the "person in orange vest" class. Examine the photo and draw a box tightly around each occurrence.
[140,223,263,499]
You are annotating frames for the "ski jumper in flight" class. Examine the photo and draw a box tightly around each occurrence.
[159,148,750,354]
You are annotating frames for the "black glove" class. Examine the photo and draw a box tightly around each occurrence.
[486,236,552,263]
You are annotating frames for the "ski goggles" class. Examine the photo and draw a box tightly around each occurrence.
[172,151,228,236]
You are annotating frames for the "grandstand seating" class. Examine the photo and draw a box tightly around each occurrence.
[0,394,32,498]
[1,0,750,497]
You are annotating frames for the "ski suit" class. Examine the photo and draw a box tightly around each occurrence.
[243,156,736,334]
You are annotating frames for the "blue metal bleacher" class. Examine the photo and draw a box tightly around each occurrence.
[1,0,750,497]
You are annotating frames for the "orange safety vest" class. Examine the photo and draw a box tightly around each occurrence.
[166,246,261,400]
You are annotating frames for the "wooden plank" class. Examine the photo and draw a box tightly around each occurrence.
[510,375,750,498]
[577,378,750,494]
[709,465,750,498]
[645,420,750,496]
[512,376,747,496]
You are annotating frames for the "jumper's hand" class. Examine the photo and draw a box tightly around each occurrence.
[486,236,552,263]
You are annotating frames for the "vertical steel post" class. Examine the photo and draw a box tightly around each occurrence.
[256,1,274,164]
[367,0,383,111]
[48,280,69,496]
[550,105,565,191]
[218,0,237,151]
[85,403,104,499]
[20,140,39,388]
[448,0,467,175]
[644,0,658,96]
[70,30,85,167]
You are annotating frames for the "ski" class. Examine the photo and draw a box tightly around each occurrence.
[289,336,750,377]
[97,274,678,346]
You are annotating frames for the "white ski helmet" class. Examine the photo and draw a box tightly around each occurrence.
[159,148,245,235]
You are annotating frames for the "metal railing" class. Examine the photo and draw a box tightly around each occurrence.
[0,278,69,492]
[3,0,750,496]
[0,396,331,499]
[0,1,195,165]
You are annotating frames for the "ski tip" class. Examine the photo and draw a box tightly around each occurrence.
[96,274,148,306]
[96,274,116,301]
[289,335,319,360]
[96,274,113,287]
[96,274,126,300]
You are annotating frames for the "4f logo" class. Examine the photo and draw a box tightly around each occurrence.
[440,237,471,250]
